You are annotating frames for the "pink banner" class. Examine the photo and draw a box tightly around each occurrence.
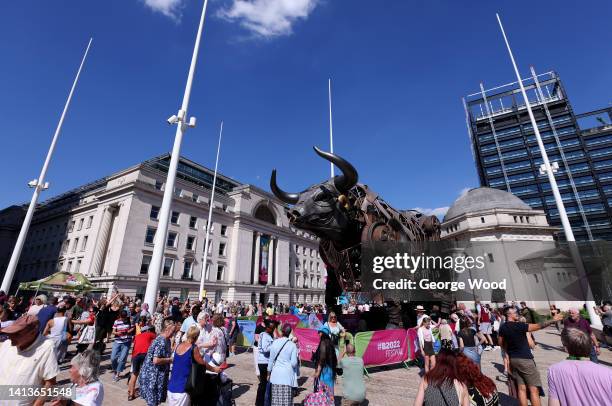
[355,329,409,367]
[293,328,320,361]
[407,328,418,361]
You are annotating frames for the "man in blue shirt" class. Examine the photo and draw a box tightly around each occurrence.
[37,296,58,334]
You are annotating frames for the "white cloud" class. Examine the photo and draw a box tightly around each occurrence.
[413,207,449,218]
[217,0,319,38]
[142,0,185,21]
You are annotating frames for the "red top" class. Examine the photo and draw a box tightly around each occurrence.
[480,307,491,323]
[133,331,156,356]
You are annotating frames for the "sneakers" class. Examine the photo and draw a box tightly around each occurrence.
[113,374,120,382]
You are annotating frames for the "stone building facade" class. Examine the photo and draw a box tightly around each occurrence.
[0,154,325,305]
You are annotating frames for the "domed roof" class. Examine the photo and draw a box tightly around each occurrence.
[444,187,532,221]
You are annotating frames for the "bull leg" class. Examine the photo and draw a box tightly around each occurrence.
[325,267,343,315]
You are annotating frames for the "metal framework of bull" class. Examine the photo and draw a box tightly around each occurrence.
[270,147,441,307]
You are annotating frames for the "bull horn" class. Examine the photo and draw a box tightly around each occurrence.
[270,169,299,204]
[313,146,358,192]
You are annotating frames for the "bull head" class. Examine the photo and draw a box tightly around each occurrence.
[270,147,359,241]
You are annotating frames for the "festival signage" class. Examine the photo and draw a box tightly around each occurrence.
[258,235,270,284]
[406,328,419,361]
[236,319,257,347]
[293,328,320,361]
[354,329,409,368]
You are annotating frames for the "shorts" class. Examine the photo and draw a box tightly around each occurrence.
[479,322,492,334]
[131,353,146,375]
[423,341,435,356]
[509,357,542,387]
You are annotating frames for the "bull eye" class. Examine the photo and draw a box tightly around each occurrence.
[314,193,330,202]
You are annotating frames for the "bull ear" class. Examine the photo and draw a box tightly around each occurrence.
[313,146,358,192]
[270,170,299,204]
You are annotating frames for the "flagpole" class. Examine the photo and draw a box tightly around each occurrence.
[200,121,223,301]
[496,13,601,327]
[1,38,93,293]
[144,0,209,311]
[328,78,335,178]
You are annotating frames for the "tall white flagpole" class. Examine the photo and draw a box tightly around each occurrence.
[200,121,223,301]
[328,78,335,178]
[144,0,209,311]
[496,13,601,327]
[1,38,93,293]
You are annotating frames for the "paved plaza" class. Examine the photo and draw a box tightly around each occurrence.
[56,327,612,406]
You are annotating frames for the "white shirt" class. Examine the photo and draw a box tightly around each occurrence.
[0,336,59,406]
[74,381,104,406]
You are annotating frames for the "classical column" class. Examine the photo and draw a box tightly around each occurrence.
[253,232,261,284]
[89,205,116,276]
[267,237,275,286]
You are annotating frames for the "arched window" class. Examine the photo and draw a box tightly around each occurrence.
[254,205,276,224]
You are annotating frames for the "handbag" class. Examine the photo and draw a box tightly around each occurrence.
[78,326,96,345]
[303,378,333,406]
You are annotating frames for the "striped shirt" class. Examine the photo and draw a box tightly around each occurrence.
[113,319,132,344]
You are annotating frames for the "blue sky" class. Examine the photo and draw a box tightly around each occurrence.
[1,1,611,217]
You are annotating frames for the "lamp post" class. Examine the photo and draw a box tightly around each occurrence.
[1,38,93,293]
[496,14,601,327]
[143,0,210,311]
[200,121,223,301]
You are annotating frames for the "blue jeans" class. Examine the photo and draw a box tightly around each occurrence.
[590,346,599,363]
[463,346,481,367]
[111,341,131,374]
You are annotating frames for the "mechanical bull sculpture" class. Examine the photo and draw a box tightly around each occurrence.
[270,147,441,307]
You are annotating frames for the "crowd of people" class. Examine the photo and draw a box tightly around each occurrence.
[0,289,611,406]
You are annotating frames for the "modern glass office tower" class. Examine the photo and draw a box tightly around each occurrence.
[464,71,612,241]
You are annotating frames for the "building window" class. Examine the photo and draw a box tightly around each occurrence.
[75,259,81,273]
[167,232,178,248]
[295,274,300,287]
[171,211,180,225]
[218,243,226,256]
[480,217,485,223]
[68,221,75,233]
[62,240,69,255]
[81,236,88,251]
[145,227,156,244]
[295,245,299,253]
[302,247,306,254]
[205,240,213,255]
[192,193,199,203]
[163,258,174,276]
[220,225,228,236]
[189,216,197,228]
[174,188,183,198]
[67,261,73,272]
[526,216,530,223]
[72,238,79,253]
[150,206,160,220]
[310,248,314,257]
[186,236,196,251]
[216,265,224,281]
[182,261,193,279]
[205,263,211,280]
[77,218,84,231]
[86,216,93,229]
[140,255,151,274]
[513,216,518,223]
[155,180,163,190]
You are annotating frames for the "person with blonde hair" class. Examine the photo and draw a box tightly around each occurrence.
[418,316,436,372]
